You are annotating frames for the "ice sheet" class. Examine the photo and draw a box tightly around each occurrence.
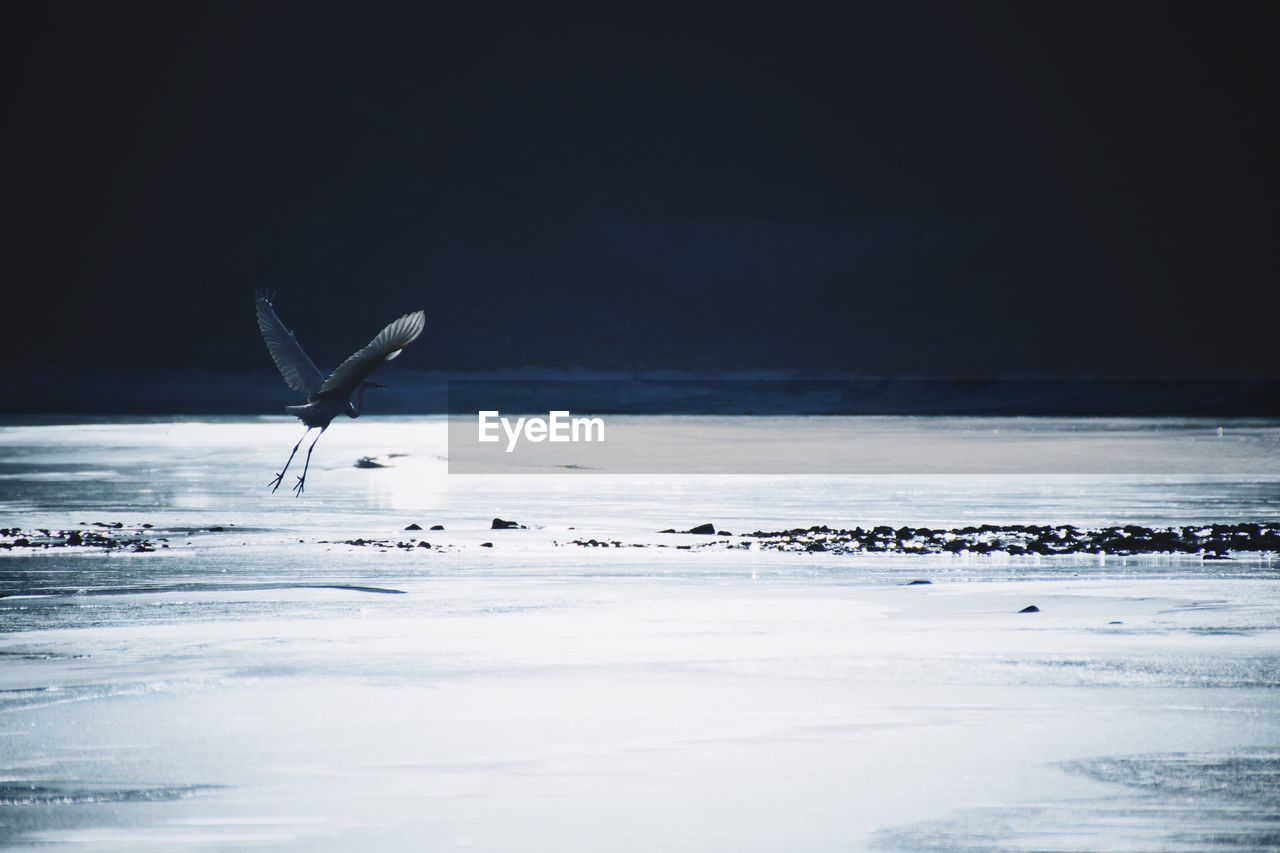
[1,417,1278,850]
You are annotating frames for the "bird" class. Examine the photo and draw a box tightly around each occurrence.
[256,292,426,495]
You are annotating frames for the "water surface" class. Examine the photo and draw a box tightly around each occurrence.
[1,417,1278,850]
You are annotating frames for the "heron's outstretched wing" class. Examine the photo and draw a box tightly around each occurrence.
[256,292,325,395]
[316,310,426,399]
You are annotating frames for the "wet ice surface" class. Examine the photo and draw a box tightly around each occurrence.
[881,750,1280,851]
[1,417,1279,851]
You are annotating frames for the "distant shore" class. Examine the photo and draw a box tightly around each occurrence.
[3,369,1278,416]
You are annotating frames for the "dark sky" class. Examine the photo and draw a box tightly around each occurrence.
[9,1,1278,377]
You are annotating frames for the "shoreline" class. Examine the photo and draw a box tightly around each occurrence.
[5,520,1278,560]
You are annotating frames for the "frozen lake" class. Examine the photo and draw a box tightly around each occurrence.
[2,417,1279,850]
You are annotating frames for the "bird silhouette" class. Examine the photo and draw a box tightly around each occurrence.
[256,292,426,495]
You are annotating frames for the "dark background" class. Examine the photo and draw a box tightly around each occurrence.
[8,1,1278,387]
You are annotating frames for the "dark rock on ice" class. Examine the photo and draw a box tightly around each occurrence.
[739,520,1280,558]
[404,523,422,531]
[1019,605,1041,613]
[686,523,717,535]
[430,525,444,531]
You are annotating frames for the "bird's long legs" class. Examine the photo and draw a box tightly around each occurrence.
[292,427,327,497]
[270,427,312,493]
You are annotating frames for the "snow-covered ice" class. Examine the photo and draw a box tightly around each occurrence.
[1,417,1278,850]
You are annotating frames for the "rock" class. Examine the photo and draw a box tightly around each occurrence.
[906,579,932,585]
[1018,605,1040,613]
[404,523,422,531]
[417,541,430,548]
[491,518,521,530]
[480,542,493,548]
[430,525,444,531]
[1108,620,1123,625]
[560,521,1280,558]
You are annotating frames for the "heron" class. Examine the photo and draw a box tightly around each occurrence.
[256,292,426,495]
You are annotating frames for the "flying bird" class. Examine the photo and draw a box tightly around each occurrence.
[256,292,426,495]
